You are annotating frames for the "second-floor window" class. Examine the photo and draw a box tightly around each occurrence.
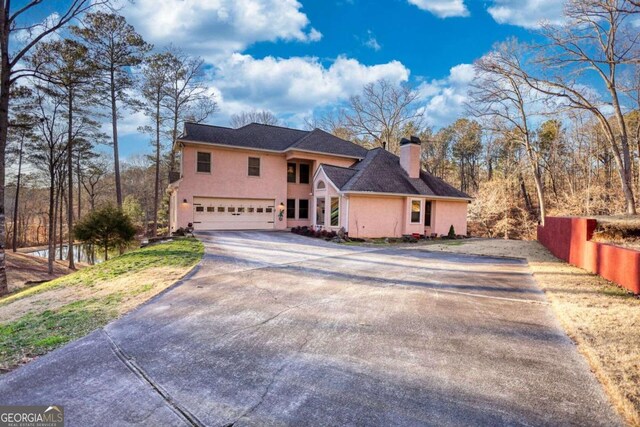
[299,164,310,184]
[248,157,260,176]
[197,152,211,173]
[287,163,296,182]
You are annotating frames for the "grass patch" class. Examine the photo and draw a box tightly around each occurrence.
[0,238,203,372]
[0,299,115,371]
[1,238,203,306]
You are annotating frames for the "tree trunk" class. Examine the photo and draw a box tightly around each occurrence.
[48,170,56,275]
[12,134,24,251]
[67,91,75,269]
[59,187,64,261]
[153,99,160,237]
[0,6,10,295]
[76,153,81,219]
[111,68,122,208]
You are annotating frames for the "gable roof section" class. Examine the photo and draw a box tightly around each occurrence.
[321,164,357,189]
[321,148,471,200]
[180,122,367,158]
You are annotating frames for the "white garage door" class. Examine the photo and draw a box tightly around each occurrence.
[192,197,275,230]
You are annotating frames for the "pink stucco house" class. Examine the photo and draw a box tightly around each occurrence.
[168,122,471,238]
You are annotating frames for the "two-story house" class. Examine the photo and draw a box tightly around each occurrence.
[168,122,471,238]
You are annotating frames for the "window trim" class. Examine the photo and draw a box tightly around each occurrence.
[410,199,422,224]
[196,151,212,174]
[248,156,261,177]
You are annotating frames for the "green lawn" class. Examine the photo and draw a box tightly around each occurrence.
[0,238,203,372]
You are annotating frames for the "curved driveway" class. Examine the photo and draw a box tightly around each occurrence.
[0,231,620,426]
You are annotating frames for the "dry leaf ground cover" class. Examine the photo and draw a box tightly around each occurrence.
[6,252,75,293]
[0,238,203,372]
[422,238,640,426]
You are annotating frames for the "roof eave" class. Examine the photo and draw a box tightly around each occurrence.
[176,138,366,160]
[343,190,473,202]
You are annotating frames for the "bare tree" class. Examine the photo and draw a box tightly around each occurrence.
[469,40,548,224]
[27,85,68,274]
[519,0,640,213]
[29,38,95,269]
[140,52,172,237]
[230,110,280,128]
[341,79,423,154]
[162,46,217,173]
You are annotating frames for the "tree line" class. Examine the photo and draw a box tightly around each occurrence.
[310,0,640,238]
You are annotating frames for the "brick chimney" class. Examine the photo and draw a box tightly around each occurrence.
[399,136,421,178]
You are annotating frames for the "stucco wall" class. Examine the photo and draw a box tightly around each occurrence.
[432,200,468,236]
[537,217,640,294]
[347,195,405,238]
[171,144,288,230]
[169,144,361,231]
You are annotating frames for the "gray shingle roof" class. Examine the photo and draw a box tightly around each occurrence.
[322,148,471,199]
[321,165,357,189]
[180,122,367,158]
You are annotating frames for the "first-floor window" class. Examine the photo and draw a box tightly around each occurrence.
[424,201,432,227]
[316,198,325,225]
[330,197,339,227]
[196,152,211,173]
[287,199,296,219]
[411,200,421,223]
[299,199,309,219]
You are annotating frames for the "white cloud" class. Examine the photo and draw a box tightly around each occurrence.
[417,63,475,127]
[12,12,61,46]
[486,0,565,29]
[209,54,410,122]
[121,0,321,60]
[364,30,381,51]
[407,0,469,18]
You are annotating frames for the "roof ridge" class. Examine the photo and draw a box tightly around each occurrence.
[184,121,234,131]
[288,128,316,148]
[245,122,309,132]
[320,163,357,171]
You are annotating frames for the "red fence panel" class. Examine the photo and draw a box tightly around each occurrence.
[537,217,640,295]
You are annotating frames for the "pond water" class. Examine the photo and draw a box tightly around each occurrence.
[29,244,106,265]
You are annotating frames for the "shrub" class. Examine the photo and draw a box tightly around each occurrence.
[447,225,456,239]
[74,204,137,261]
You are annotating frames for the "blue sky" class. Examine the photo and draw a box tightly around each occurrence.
[17,0,567,159]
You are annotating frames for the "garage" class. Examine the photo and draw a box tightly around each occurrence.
[192,197,276,230]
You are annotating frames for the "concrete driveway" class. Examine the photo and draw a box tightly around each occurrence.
[0,231,620,426]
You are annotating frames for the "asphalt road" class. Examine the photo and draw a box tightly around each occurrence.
[0,231,621,426]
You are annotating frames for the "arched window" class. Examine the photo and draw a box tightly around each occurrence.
[316,180,326,190]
